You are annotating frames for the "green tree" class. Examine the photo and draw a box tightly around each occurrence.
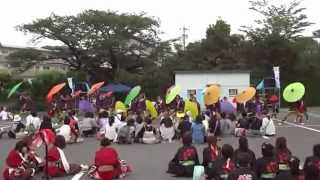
[6,49,44,72]
[17,10,160,81]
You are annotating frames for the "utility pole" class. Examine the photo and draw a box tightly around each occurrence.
[181,25,189,51]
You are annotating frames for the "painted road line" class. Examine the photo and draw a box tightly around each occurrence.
[276,125,320,128]
[274,119,320,133]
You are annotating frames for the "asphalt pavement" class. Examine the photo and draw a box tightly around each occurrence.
[1,108,320,180]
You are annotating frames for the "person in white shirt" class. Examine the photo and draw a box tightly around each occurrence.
[0,106,9,121]
[57,118,72,143]
[260,113,276,137]
[26,112,41,132]
[104,116,117,141]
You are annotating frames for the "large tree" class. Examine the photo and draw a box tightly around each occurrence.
[17,10,160,81]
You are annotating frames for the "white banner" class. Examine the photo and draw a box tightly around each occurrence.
[273,66,280,88]
[67,77,74,93]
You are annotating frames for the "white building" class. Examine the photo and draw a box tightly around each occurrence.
[175,70,250,108]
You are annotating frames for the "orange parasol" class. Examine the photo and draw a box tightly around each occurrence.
[46,82,66,103]
[235,87,256,103]
[204,85,220,105]
[88,81,105,95]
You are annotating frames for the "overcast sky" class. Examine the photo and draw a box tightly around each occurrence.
[0,0,319,47]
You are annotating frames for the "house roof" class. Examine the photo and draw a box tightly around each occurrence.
[174,70,251,74]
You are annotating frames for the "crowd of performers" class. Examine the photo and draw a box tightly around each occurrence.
[0,90,311,180]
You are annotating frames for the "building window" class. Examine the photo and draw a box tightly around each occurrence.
[229,89,238,96]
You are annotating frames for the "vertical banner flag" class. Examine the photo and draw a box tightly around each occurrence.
[67,77,74,94]
[273,66,280,88]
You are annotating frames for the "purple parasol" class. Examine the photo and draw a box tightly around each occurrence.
[79,100,94,113]
[220,101,236,114]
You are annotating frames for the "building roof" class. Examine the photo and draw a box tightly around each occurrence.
[0,43,50,52]
[174,70,250,74]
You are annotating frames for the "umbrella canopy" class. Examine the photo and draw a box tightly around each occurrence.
[235,87,256,103]
[125,86,141,105]
[47,83,66,103]
[283,82,305,103]
[88,81,105,95]
[102,91,113,98]
[7,81,24,98]
[184,100,199,120]
[204,85,220,105]
[146,100,158,118]
[220,101,236,114]
[100,83,131,93]
[166,85,181,104]
[115,101,127,113]
[79,99,94,113]
[269,95,279,102]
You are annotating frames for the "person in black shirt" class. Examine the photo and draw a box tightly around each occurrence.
[203,136,221,179]
[228,152,257,180]
[304,144,320,180]
[209,144,235,180]
[255,143,279,180]
[177,116,192,138]
[234,136,256,170]
[167,132,199,177]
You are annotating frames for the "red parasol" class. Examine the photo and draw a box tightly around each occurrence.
[88,81,105,95]
[102,91,113,98]
[46,82,66,103]
[269,95,279,102]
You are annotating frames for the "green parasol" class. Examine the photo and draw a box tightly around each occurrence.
[7,81,24,98]
[166,85,181,104]
[125,86,141,105]
[283,82,305,103]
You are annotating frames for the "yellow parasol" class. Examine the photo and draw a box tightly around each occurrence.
[235,87,256,103]
[184,100,199,120]
[145,100,158,119]
[204,85,220,105]
[115,101,127,113]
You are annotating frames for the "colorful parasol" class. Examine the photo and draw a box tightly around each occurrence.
[204,85,220,105]
[7,81,24,98]
[235,87,256,103]
[46,82,66,103]
[88,81,105,95]
[220,101,236,114]
[125,86,141,105]
[166,85,181,104]
[115,101,127,113]
[145,100,158,118]
[184,100,199,120]
[283,82,305,103]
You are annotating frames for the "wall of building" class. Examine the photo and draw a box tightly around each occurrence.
[175,72,250,108]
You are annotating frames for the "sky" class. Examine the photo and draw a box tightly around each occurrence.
[0,0,319,47]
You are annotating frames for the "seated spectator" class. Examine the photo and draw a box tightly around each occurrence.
[7,115,27,139]
[0,106,10,121]
[235,112,249,137]
[40,115,54,131]
[104,116,117,142]
[275,137,292,177]
[82,112,98,137]
[47,135,82,177]
[210,144,235,179]
[167,132,199,177]
[2,140,36,180]
[177,115,192,138]
[208,112,221,136]
[57,117,72,143]
[159,116,175,143]
[139,118,158,144]
[191,115,206,144]
[289,156,305,180]
[228,152,257,180]
[134,116,145,143]
[234,136,256,170]
[304,144,320,180]
[117,119,135,144]
[203,136,221,178]
[260,113,276,137]
[25,111,41,134]
[255,143,279,180]
[220,113,235,136]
